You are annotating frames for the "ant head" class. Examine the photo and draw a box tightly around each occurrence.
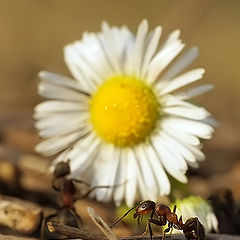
[53,161,70,178]
[134,200,156,218]
[110,200,156,229]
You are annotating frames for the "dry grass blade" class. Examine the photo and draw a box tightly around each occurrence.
[87,206,118,240]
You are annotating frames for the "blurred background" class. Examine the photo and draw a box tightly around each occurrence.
[0,0,240,237]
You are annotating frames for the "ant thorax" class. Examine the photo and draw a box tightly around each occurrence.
[155,203,171,216]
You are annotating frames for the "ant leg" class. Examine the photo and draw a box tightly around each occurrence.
[149,221,154,240]
[141,211,155,237]
[141,220,154,240]
[170,205,177,234]
[149,218,166,226]
[72,178,90,187]
[163,223,173,240]
[172,204,177,213]
[147,218,167,240]
[80,185,112,198]
[52,178,60,192]
[70,207,83,226]
[79,182,126,199]
[141,222,149,236]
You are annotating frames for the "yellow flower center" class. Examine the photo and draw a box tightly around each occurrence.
[90,76,159,147]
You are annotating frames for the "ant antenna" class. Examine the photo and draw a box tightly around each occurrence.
[110,206,136,229]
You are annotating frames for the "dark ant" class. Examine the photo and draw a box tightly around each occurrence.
[41,160,122,239]
[110,200,205,240]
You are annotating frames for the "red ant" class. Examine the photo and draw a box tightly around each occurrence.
[110,200,205,240]
[41,160,122,239]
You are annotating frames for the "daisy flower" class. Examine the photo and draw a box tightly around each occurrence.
[173,196,219,233]
[34,20,215,207]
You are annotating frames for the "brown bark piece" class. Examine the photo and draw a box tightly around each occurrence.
[0,234,37,240]
[0,195,42,234]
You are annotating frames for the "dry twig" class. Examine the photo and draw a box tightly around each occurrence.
[47,222,240,240]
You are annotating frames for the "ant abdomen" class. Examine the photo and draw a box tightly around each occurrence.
[182,217,205,240]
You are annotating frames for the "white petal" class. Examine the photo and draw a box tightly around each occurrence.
[51,135,99,168]
[72,130,97,149]
[51,148,73,169]
[72,42,108,85]
[109,26,128,56]
[185,144,205,161]
[123,34,135,75]
[38,121,90,138]
[113,150,126,206]
[141,25,162,78]
[34,100,88,118]
[104,147,121,201]
[35,131,87,156]
[147,41,185,84]
[76,33,114,80]
[93,145,120,202]
[208,213,219,232]
[143,144,170,195]
[163,104,210,120]
[160,29,180,49]
[85,157,104,199]
[158,132,188,170]
[39,71,89,94]
[162,94,208,108]
[187,161,199,168]
[159,68,205,95]
[201,117,219,127]
[151,135,187,183]
[105,25,134,72]
[64,56,93,92]
[132,153,148,201]
[54,132,95,166]
[134,145,158,199]
[174,84,214,100]
[161,131,196,163]
[161,95,211,121]
[159,47,199,83]
[64,45,99,91]
[38,81,88,102]
[35,112,88,130]
[69,136,101,176]
[38,125,84,138]
[100,22,124,74]
[162,117,214,139]
[125,149,138,207]
[130,19,149,77]
[161,120,200,146]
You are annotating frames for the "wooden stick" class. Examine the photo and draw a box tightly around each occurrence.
[47,222,104,240]
[47,222,240,240]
